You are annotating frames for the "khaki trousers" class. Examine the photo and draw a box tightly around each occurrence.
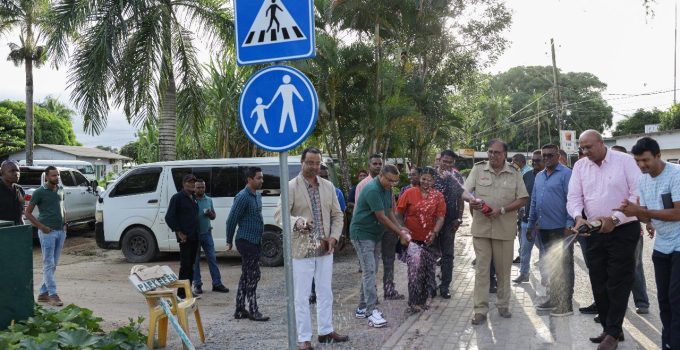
[473,237,514,314]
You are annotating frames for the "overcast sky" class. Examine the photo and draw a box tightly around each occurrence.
[0,0,675,148]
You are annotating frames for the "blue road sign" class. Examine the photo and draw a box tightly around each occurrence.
[233,0,316,65]
[239,65,318,152]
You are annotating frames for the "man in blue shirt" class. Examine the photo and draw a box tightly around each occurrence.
[514,150,545,284]
[618,137,680,350]
[226,167,269,322]
[527,144,574,316]
[192,179,229,295]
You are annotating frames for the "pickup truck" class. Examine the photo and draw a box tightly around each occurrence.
[20,166,99,229]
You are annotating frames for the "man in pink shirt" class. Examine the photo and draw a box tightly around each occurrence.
[566,130,641,350]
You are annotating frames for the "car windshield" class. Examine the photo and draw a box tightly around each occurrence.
[18,169,44,187]
[76,165,95,174]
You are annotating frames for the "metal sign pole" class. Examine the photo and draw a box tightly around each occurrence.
[279,151,297,350]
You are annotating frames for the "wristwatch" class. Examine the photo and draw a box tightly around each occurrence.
[610,215,621,226]
[500,207,506,215]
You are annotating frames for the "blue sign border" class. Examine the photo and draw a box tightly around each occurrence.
[238,65,319,152]
[233,0,316,66]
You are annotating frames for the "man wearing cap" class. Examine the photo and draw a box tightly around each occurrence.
[165,174,200,299]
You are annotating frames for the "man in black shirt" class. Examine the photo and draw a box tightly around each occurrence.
[165,174,200,299]
[514,150,544,283]
[0,161,24,225]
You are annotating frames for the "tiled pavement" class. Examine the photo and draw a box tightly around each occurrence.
[382,226,658,350]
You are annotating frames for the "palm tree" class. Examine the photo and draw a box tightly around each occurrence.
[1,0,49,165]
[48,0,233,161]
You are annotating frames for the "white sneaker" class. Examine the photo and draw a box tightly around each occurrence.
[368,309,388,328]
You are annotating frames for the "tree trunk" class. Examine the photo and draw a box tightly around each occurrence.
[25,58,34,166]
[159,4,177,161]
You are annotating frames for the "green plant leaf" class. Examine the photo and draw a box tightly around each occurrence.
[56,329,100,347]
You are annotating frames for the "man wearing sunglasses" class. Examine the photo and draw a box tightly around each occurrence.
[528,144,574,316]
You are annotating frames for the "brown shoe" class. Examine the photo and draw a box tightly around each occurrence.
[37,292,49,303]
[296,341,313,350]
[471,313,487,325]
[318,331,349,343]
[597,335,619,350]
[48,294,64,307]
[590,332,624,343]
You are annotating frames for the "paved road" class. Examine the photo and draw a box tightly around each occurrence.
[383,215,661,350]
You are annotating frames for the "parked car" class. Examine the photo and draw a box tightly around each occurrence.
[19,160,97,181]
[19,166,99,229]
[95,156,336,266]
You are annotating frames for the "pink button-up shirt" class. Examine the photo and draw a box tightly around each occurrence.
[567,147,641,225]
[354,174,374,203]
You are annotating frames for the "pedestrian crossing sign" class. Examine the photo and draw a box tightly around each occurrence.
[233,0,316,65]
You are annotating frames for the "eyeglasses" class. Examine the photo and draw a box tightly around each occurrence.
[531,158,543,163]
[578,146,592,153]
[487,150,504,156]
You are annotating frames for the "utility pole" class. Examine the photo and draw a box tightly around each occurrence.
[551,38,563,131]
[537,98,541,148]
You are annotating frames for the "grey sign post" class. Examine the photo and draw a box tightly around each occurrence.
[278,153,296,350]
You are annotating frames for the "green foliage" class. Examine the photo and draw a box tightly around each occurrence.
[119,142,139,162]
[0,305,146,349]
[0,99,79,154]
[613,108,662,136]
[660,104,680,131]
[459,168,472,178]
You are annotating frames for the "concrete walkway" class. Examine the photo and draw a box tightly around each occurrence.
[382,227,660,350]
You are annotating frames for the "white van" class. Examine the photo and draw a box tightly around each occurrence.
[95,156,335,266]
[20,160,97,181]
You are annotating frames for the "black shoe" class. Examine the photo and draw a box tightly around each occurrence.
[512,256,520,264]
[579,302,598,314]
[192,285,203,295]
[440,289,451,299]
[309,293,316,304]
[248,311,270,322]
[594,316,600,323]
[212,284,229,293]
[234,308,250,319]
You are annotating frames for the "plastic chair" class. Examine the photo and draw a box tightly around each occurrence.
[144,279,205,349]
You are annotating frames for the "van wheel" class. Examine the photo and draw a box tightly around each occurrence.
[122,227,158,263]
[260,230,283,267]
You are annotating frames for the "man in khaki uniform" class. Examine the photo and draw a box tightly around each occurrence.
[464,139,529,325]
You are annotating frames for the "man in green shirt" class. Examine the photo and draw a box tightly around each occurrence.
[350,164,411,328]
[25,166,66,307]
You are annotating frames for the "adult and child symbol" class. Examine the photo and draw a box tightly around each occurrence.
[250,74,304,135]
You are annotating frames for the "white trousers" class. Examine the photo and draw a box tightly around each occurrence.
[292,254,334,342]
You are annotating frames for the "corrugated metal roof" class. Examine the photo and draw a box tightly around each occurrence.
[38,144,131,160]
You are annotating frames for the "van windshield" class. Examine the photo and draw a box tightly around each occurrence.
[76,165,95,174]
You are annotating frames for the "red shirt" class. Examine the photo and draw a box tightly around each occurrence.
[396,187,446,241]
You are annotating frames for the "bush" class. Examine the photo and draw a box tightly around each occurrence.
[459,168,471,178]
[0,304,147,349]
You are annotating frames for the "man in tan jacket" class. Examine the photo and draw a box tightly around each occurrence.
[275,147,348,350]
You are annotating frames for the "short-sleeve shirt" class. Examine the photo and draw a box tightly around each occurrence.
[350,177,392,242]
[196,195,214,234]
[638,162,680,254]
[464,161,529,240]
[29,185,64,230]
[396,187,446,241]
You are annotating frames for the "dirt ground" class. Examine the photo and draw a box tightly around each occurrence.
[32,221,474,349]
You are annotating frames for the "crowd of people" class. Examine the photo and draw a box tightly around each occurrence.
[1,128,678,350]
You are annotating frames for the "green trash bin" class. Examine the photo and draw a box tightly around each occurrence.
[0,221,34,329]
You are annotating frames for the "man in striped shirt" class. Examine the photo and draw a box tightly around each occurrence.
[226,166,269,322]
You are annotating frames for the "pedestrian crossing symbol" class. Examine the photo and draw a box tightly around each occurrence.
[233,0,316,65]
[238,65,318,152]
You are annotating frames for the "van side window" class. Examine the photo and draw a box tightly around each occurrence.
[171,167,212,195]
[110,167,162,197]
[211,167,241,197]
[72,171,89,186]
[258,164,302,196]
[60,171,76,187]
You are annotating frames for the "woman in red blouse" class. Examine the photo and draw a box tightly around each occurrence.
[397,167,446,312]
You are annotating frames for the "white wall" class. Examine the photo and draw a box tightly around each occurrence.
[7,149,77,162]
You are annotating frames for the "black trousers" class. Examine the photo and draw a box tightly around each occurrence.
[236,239,261,313]
[434,220,457,291]
[539,228,574,309]
[178,238,199,298]
[652,250,680,350]
[586,221,640,337]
